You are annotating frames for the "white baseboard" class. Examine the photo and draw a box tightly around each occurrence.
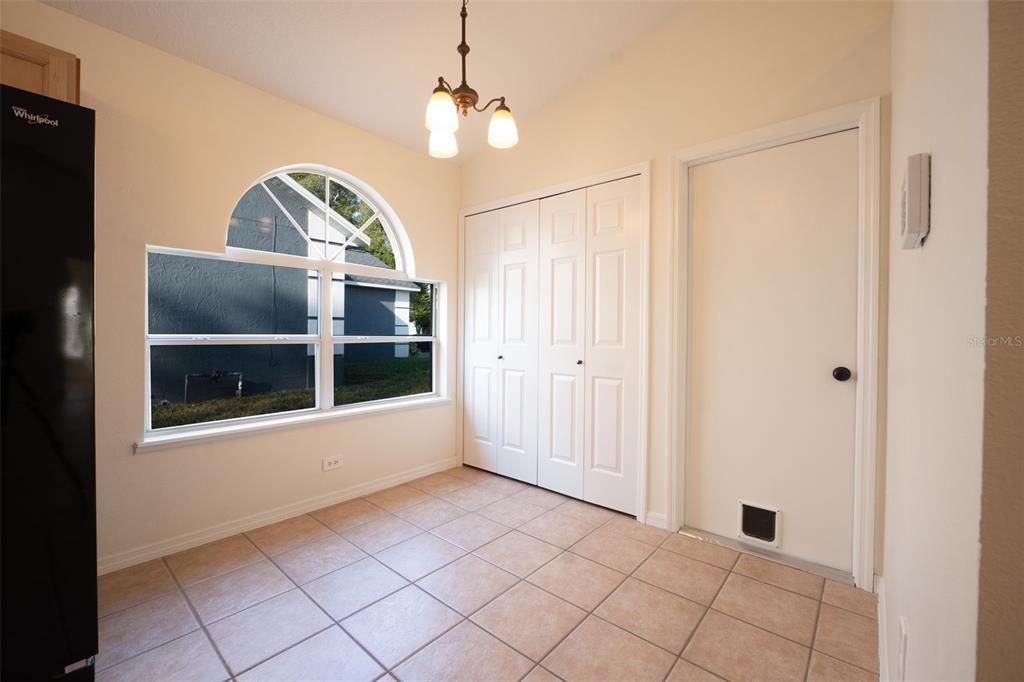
[97,456,458,575]
[644,511,667,529]
[877,575,889,681]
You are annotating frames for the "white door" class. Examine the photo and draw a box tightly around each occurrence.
[686,130,859,571]
[537,190,587,498]
[583,176,644,514]
[462,210,499,472]
[496,202,540,484]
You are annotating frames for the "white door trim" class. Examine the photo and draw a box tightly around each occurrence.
[458,162,651,522]
[668,99,881,588]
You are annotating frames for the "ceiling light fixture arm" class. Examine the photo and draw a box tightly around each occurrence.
[473,96,507,113]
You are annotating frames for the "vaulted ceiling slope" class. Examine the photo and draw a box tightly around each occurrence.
[44,1,682,159]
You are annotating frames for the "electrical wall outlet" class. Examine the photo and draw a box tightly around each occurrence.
[897,616,909,682]
[322,455,342,472]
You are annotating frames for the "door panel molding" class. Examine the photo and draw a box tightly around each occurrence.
[670,99,881,589]
[496,202,539,484]
[537,190,587,498]
[582,176,644,514]
[462,211,499,472]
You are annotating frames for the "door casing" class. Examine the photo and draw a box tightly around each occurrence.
[669,99,882,589]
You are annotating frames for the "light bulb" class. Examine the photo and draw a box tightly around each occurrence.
[425,86,459,133]
[487,103,519,149]
[429,130,459,159]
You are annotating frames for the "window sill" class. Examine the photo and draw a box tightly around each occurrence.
[133,395,451,454]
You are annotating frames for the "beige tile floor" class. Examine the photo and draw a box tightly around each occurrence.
[96,466,879,682]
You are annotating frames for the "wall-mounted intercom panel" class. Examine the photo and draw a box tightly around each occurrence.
[901,152,931,249]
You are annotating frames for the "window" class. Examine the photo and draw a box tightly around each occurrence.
[146,168,438,433]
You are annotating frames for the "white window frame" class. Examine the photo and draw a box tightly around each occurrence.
[137,168,444,452]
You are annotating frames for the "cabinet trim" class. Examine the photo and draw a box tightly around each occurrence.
[0,31,80,104]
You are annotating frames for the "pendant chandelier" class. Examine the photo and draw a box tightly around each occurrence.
[424,0,518,158]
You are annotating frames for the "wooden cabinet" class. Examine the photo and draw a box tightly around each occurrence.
[1,31,79,104]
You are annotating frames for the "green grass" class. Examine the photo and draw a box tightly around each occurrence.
[151,356,432,429]
[334,356,432,406]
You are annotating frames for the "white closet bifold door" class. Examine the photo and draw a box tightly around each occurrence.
[463,210,500,473]
[583,175,643,514]
[537,189,587,498]
[495,202,540,484]
[463,173,645,512]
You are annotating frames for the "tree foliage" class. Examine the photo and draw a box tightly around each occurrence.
[410,284,432,336]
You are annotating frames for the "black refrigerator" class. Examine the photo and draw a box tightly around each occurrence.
[1,85,98,680]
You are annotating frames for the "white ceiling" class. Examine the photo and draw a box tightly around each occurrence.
[45,0,682,159]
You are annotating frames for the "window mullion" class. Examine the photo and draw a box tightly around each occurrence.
[329,335,432,344]
[319,268,333,410]
[430,283,439,397]
[146,335,318,346]
[341,212,380,249]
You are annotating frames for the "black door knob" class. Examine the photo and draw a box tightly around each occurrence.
[576,360,583,366]
[833,366,852,382]
[497,355,504,360]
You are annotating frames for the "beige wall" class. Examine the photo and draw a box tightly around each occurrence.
[882,1,988,680]
[0,1,462,569]
[461,1,892,526]
[977,1,1024,678]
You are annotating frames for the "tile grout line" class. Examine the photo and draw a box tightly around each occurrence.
[653,532,729,682]
[523,527,684,678]
[241,530,392,678]
[729,568,825,602]
[209,489,466,677]
[315,475,531,677]
[531,530,666,665]
[383,507,577,676]
[671,530,877,609]
[256,481,635,677]
[707,573,880,655]
[368,493,612,677]
[807,649,881,677]
[232,624,337,679]
[803,594,824,682]
[159,556,237,682]
[242,513,337,559]
[96,586,180,620]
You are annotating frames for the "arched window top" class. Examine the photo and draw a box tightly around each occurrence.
[226,166,415,276]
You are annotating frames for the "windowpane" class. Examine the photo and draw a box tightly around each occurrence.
[227,180,321,258]
[331,277,432,337]
[150,344,317,429]
[334,342,433,406]
[227,172,398,269]
[288,172,326,202]
[338,217,396,270]
[148,253,317,335]
[328,178,374,231]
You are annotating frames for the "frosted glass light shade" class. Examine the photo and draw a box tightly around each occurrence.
[425,88,459,133]
[428,130,459,159]
[487,104,519,149]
